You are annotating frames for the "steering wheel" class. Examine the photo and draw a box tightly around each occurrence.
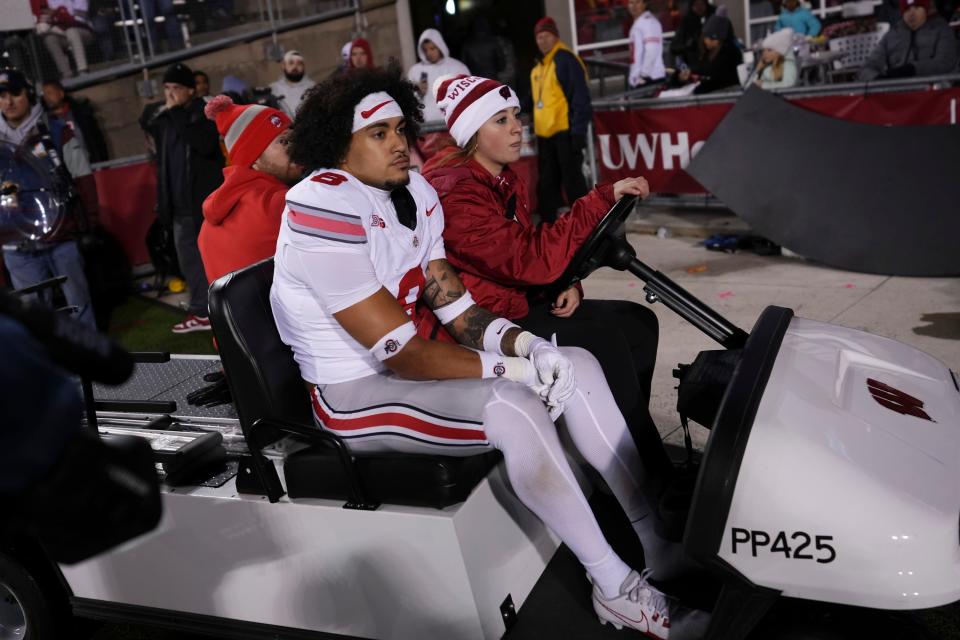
[551,195,638,294]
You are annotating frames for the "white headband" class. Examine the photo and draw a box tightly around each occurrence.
[352,91,404,133]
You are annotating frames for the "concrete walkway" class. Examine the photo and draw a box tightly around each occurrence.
[584,231,960,449]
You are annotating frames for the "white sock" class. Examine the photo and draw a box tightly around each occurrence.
[557,348,688,581]
[584,549,632,599]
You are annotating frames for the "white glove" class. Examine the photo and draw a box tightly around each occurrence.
[527,336,576,408]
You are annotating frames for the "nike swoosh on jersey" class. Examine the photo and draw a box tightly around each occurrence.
[426,203,438,216]
[360,100,393,119]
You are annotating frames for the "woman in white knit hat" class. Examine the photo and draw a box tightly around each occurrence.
[421,76,709,634]
[751,28,799,90]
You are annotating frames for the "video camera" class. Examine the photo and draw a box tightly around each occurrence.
[0,290,162,564]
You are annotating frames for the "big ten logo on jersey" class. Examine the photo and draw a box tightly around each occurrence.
[371,214,386,229]
[396,267,425,318]
[311,172,348,186]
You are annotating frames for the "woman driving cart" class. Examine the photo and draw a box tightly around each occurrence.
[422,73,685,580]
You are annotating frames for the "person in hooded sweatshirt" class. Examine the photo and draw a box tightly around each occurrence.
[198,96,303,284]
[348,37,376,71]
[270,50,316,118]
[406,28,470,123]
[0,68,99,328]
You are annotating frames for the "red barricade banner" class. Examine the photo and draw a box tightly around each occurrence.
[93,160,157,266]
[594,88,960,192]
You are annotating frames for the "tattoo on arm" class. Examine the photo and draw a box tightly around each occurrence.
[423,259,466,310]
[423,259,518,352]
[448,304,498,350]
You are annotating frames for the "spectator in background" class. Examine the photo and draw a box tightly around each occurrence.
[327,40,354,79]
[751,28,798,88]
[774,0,821,36]
[0,69,99,327]
[348,37,375,70]
[670,0,716,67]
[859,0,957,80]
[198,96,302,283]
[37,0,95,78]
[526,16,591,223]
[221,74,248,103]
[627,0,666,88]
[137,0,184,53]
[193,70,210,99]
[270,50,316,118]
[139,63,224,333]
[407,28,470,123]
[461,18,505,81]
[674,15,743,94]
[41,79,108,163]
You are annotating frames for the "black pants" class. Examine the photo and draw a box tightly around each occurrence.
[517,299,674,498]
[536,132,588,223]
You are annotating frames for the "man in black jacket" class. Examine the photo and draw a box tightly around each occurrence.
[140,63,224,333]
[42,80,109,164]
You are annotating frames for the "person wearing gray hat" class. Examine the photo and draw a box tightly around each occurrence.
[270,50,316,118]
[674,15,742,94]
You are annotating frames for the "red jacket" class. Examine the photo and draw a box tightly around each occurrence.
[422,154,616,321]
[199,165,288,284]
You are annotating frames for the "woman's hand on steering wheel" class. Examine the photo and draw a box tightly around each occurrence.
[551,286,582,318]
[613,176,650,201]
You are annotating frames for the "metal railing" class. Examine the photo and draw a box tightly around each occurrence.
[590,72,960,111]
[1,0,358,91]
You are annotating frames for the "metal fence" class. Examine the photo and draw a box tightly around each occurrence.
[590,71,960,110]
[1,0,358,90]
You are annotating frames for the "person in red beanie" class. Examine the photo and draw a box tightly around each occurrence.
[859,0,956,80]
[527,16,592,223]
[198,95,304,284]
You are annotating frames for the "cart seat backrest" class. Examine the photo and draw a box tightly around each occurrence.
[208,259,503,509]
[208,258,313,444]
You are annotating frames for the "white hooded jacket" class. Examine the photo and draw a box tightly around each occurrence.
[406,28,470,124]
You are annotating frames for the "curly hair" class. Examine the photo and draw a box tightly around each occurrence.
[288,62,423,171]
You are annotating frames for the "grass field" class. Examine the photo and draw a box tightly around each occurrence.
[107,296,216,355]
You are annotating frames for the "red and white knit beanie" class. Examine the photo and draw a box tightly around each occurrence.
[434,75,520,147]
[204,95,291,167]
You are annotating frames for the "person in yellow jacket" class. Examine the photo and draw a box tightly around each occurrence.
[526,17,592,223]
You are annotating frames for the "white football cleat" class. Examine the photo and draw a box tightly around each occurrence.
[591,569,711,639]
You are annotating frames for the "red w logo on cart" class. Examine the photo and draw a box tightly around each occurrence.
[866,378,934,422]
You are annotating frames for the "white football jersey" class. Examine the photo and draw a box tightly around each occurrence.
[271,169,446,384]
[629,11,665,85]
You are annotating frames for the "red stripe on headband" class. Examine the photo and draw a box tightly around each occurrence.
[447,79,503,130]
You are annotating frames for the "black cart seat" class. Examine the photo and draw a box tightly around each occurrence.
[208,259,499,509]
